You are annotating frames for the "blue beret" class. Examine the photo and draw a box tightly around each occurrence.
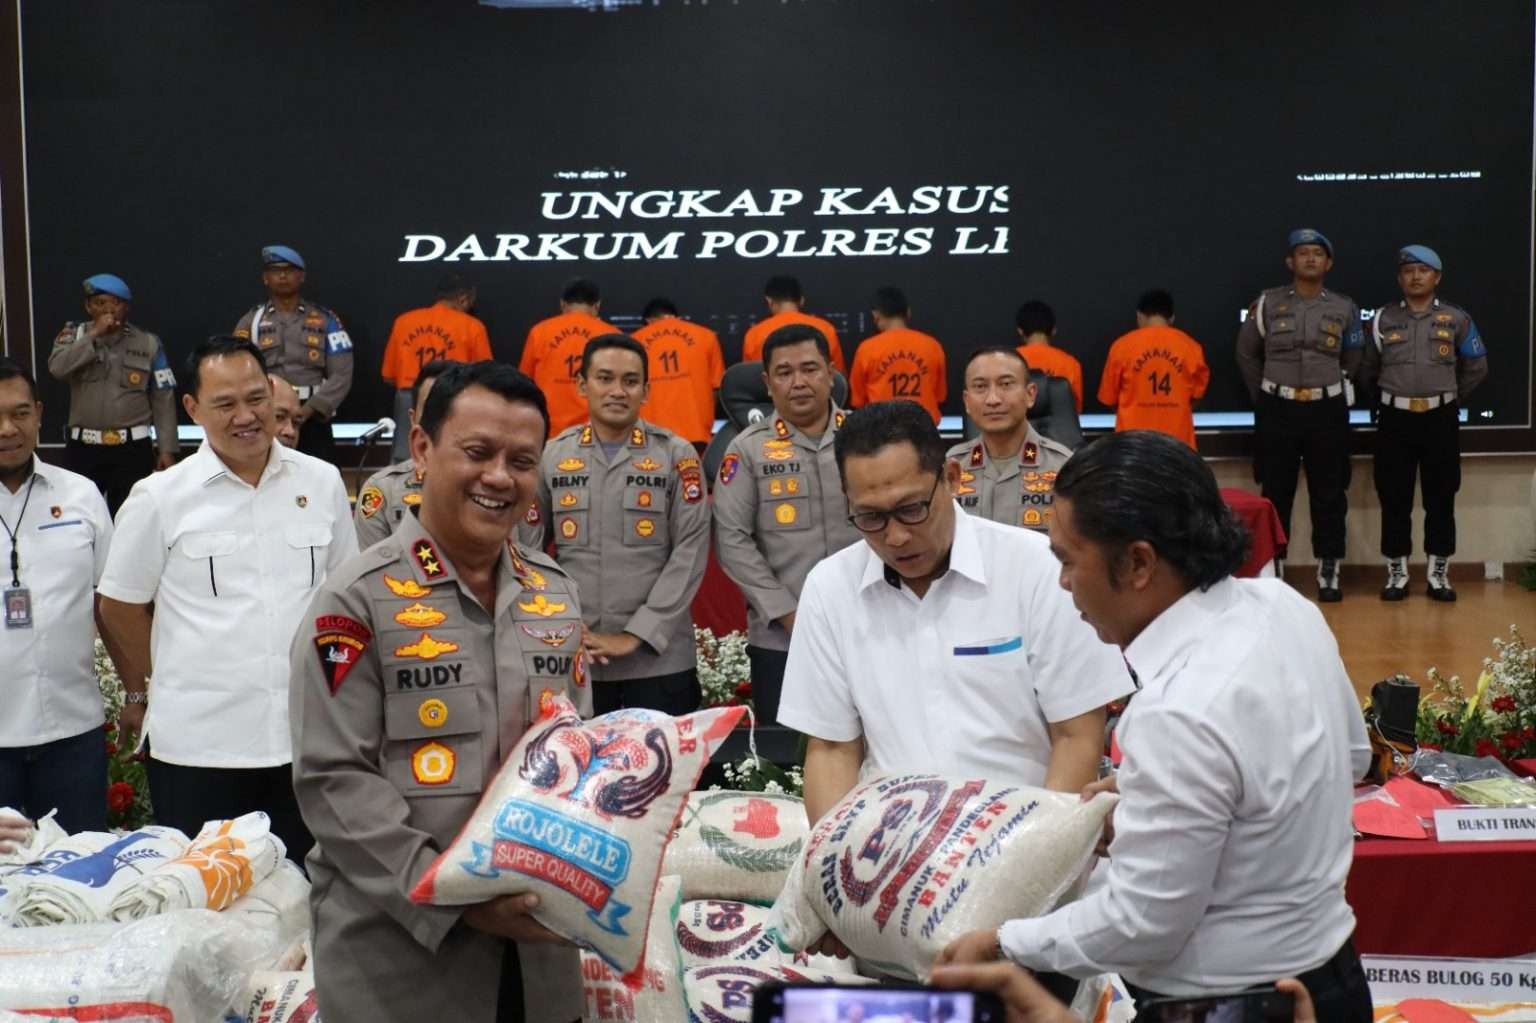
[1398,245,1442,272]
[1287,228,1333,257]
[261,245,305,269]
[82,273,131,301]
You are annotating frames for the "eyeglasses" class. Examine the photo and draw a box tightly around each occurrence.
[847,476,943,533]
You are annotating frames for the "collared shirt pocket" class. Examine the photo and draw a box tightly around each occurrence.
[948,634,1031,699]
[1315,315,1346,357]
[623,487,669,546]
[383,687,484,798]
[756,477,810,532]
[179,529,241,596]
[1265,313,1299,351]
[34,517,93,571]
[286,523,333,588]
[119,351,153,392]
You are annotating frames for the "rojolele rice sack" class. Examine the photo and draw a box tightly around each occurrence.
[772,774,1117,979]
[411,696,745,976]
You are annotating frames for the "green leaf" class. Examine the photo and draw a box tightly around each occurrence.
[698,823,802,874]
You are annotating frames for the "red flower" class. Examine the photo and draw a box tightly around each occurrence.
[1475,738,1500,758]
[1491,696,1518,714]
[1524,727,1536,740]
[1502,732,1524,752]
[1420,742,1443,752]
[106,782,136,815]
[1436,719,1460,737]
[734,681,753,697]
[104,741,117,757]
[103,723,115,736]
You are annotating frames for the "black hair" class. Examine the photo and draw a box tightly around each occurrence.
[872,286,908,319]
[962,345,1030,378]
[1137,289,1175,319]
[412,359,455,407]
[579,333,649,382]
[763,275,803,303]
[761,323,829,369]
[0,357,38,403]
[419,360,549,441]
[561,278,601,306]
[834,400,948,481]
[1014,300,1055,336]
[436,273,473,300]
[186,335,267,398]
[1053,430,1248,591]
[642,296,678,319]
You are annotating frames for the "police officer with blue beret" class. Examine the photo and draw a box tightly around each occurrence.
[1235,229,1365,602]
[47,274,180,514]
[1360,246,1487,602]
[233,246,353,464]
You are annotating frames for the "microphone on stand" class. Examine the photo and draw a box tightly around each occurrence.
[355,417,395,447]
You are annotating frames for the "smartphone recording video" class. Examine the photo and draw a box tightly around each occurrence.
[753,982,1002,1023]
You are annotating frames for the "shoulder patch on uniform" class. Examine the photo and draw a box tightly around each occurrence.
[358,486,385,519]
[719,453,741,485]
[525,503,541,525]
[314,614,371,695]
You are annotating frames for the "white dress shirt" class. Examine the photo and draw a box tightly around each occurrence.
[778,506,1132,786]
[97,440,358,768]
[1000,577,1372,995]
[0,459,113,747]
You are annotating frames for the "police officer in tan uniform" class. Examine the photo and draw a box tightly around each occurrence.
[47,274,179,514]
[1360,245,1488,603]
[1235,228,1365,602]
[354,360,453,549]
[947,347,1072,531]
[520,334,710,716]
[234,246,353,464]
[291,362,586,1023]
[713,324,859,724]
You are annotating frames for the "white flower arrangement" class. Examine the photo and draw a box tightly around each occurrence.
[695,626,752,709]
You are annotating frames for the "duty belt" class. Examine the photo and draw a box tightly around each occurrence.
[1260,379,1344,402]
[70,425,153,445]
[1381,391,1455,413]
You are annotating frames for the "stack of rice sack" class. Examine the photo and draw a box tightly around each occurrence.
[772,774,1118,981]
[582,789,871,1023]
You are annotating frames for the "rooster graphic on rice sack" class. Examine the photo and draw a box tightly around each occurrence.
[412,695,744,973]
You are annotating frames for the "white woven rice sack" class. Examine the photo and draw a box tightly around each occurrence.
[675,899,853,975]
[413,696,745,977]
[661,791,807,904]
[581,875,684,1023]
[683,965,875,1023]
[243,971,320,1023]
[772,774,1116,980]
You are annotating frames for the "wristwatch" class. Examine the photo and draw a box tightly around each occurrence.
[124,692,148,705]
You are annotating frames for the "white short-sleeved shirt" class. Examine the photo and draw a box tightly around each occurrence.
[1000,578,1371,995]
[777,505,1132,786]
[0,459,113,747]
[97,440,358,768]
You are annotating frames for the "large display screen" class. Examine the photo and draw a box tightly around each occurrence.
[18,1,1534,440]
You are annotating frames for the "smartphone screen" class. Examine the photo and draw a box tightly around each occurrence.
[754,983,1002,1023]
[1140,989,1295,1023]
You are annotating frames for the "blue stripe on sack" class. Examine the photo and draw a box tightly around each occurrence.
[953,635,1023,656]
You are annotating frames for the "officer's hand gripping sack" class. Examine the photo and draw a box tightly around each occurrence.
[771,774,1117,979]
[411,695,745,977]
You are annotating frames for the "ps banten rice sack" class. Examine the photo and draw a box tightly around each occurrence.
[661,791,808,904]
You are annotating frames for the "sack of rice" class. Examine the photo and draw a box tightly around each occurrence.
[243,971,319,1023]
[411,696,745,978]
[773,774,1116,980]
[661,791,807,904]
[581,875,684,1023]
[682,965,875,1023]
[675,899,853,975]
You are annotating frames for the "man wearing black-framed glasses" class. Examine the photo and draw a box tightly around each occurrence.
[778,400,1131,826]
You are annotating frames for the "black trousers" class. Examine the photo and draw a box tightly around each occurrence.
[1253,392,1351,559]
[1126,937,1371,1023]
[146,756,313,867]
[297,413,337,465]
[592,668,702,717]
[746,645,790,728]
[62,436,156,517]
[0,725,107,834]
[1374,403,1460,558]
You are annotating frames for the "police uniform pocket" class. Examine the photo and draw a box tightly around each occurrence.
[1266,316,1299,350]
[1380,327,1413,364]
[623,509,668,547]
[119,353,153,391]
[1430,329,1457,364]
[1315,316,1345,357]
[384,687,484,798]
[757,495,810,532]
[552,510,589,547]
[286,523,333,588]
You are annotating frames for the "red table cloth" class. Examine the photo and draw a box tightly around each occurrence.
[1220,487,1287,577]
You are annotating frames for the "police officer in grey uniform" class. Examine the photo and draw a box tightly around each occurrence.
[520,334,710,716]
[714,324,860,725]
[1235,228,1365,602]
[354,360,454,549]
[1360,245,1488,602]
[947,347,1072,531]
[47,274,179,514]
[291,362,586,1023]
[234,246,353,465]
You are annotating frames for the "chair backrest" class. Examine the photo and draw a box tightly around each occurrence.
[1028,370,1084,450]
[704,362,848,483]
